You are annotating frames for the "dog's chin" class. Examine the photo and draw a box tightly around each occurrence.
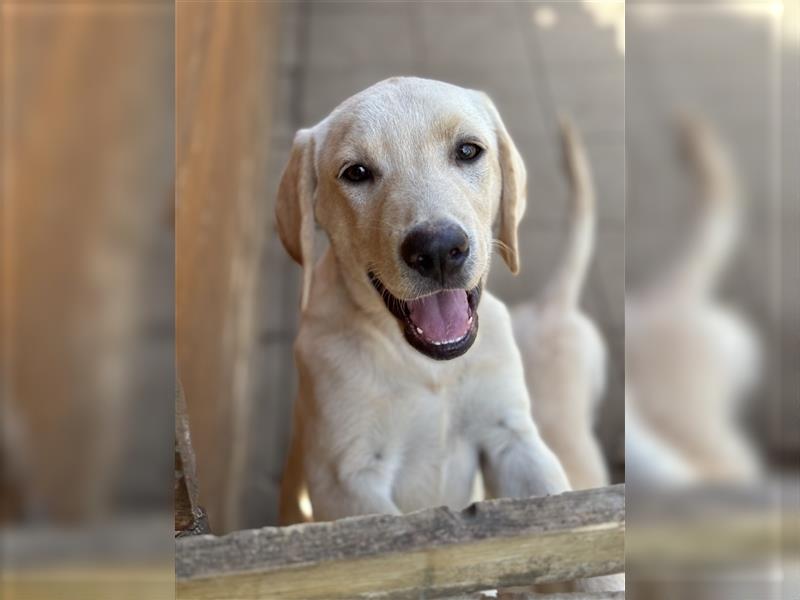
[367,272,482,361]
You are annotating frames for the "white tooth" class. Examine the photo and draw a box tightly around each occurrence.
[468,316,473,323]
[416,327,423,335]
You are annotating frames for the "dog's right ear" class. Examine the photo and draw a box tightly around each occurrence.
[276,128,317,310]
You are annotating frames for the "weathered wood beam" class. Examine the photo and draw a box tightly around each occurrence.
[176,485,624,600]
[626,481,799,571]
[448,594,625,600]
[175,380,210,537]
[497,594,624,600]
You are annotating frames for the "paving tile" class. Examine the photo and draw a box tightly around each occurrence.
[585,139,625,225]
[311,0,411,18]
[307,2,415,70]
[275,0,301,70]
[594,229,625,330]
[269,72,300,147]
[546,63,624,136]
[630,7,773,71]
[239,475,281,529]
[415,1,529,71]
[624,222,685,292]
[525,1,623,66]
[258,231,300,337]
[489,221,620,312]
[488,227,562,306]
[516,131,624,229]
[514,131,572,227]
[242,340,296,526]
[625,128,695,225]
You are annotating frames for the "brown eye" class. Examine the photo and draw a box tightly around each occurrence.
[456,142,482,162]
[341,164,372,183]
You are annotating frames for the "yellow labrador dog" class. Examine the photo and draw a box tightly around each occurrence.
[276,77,570,524]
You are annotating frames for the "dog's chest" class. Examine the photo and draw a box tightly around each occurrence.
[388,381,478,513]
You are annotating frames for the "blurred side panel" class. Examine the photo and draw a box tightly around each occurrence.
[176,1,280,533]
[626,1,799,598]
[1,1,174,598]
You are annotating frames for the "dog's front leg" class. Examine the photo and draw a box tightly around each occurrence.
[479,408,571,499]
[306,448,402,521]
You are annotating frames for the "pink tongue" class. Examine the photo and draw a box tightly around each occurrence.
[407,290,470,344]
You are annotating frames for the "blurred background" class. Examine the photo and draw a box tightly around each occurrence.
[1,2,174,598]
[626,1,799,599]
[2,1,798,599]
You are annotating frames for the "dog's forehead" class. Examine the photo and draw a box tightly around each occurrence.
[319,79,492,155]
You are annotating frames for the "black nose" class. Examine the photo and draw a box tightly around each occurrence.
[400,220,470,285]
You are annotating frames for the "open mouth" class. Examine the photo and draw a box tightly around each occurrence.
[367,272,481,360]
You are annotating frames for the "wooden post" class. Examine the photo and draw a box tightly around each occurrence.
[176,485,625,599]
[175,380,210,537]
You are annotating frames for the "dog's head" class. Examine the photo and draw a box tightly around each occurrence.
[276,77,526,360]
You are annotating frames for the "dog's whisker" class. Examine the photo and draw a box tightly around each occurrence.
[491,238,512,254]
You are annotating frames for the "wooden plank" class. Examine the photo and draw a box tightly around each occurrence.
[496,594,623,600]
[176,0,280,533]
[175,380,210,536]
[449,594,624,600]
[176,485,624,600]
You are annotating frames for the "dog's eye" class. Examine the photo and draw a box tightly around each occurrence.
[455,143,482,162]
[340,164,372,183]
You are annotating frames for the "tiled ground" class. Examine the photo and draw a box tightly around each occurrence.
[244,1,625,527]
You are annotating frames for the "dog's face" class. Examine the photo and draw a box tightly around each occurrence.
[277,78,526,360]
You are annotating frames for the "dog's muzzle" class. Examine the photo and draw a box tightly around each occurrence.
[368,272,481,360]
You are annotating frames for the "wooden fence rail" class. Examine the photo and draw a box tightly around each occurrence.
[176,485,625,599]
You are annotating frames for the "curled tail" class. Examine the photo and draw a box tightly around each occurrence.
[542,116,596,309]
[661,115,740,300]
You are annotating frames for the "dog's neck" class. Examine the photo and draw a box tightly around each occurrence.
[317,246,392,322]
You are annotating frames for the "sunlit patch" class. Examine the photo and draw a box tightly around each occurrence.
[630,1,795,48]
[729,2,795,48]
[728,1,783,18]
[533,6,558,29]
[299,487,314,521]
[582,0,625,55]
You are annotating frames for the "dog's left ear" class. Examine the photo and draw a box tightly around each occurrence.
[276,128,317,310]
[477,92,527,274]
